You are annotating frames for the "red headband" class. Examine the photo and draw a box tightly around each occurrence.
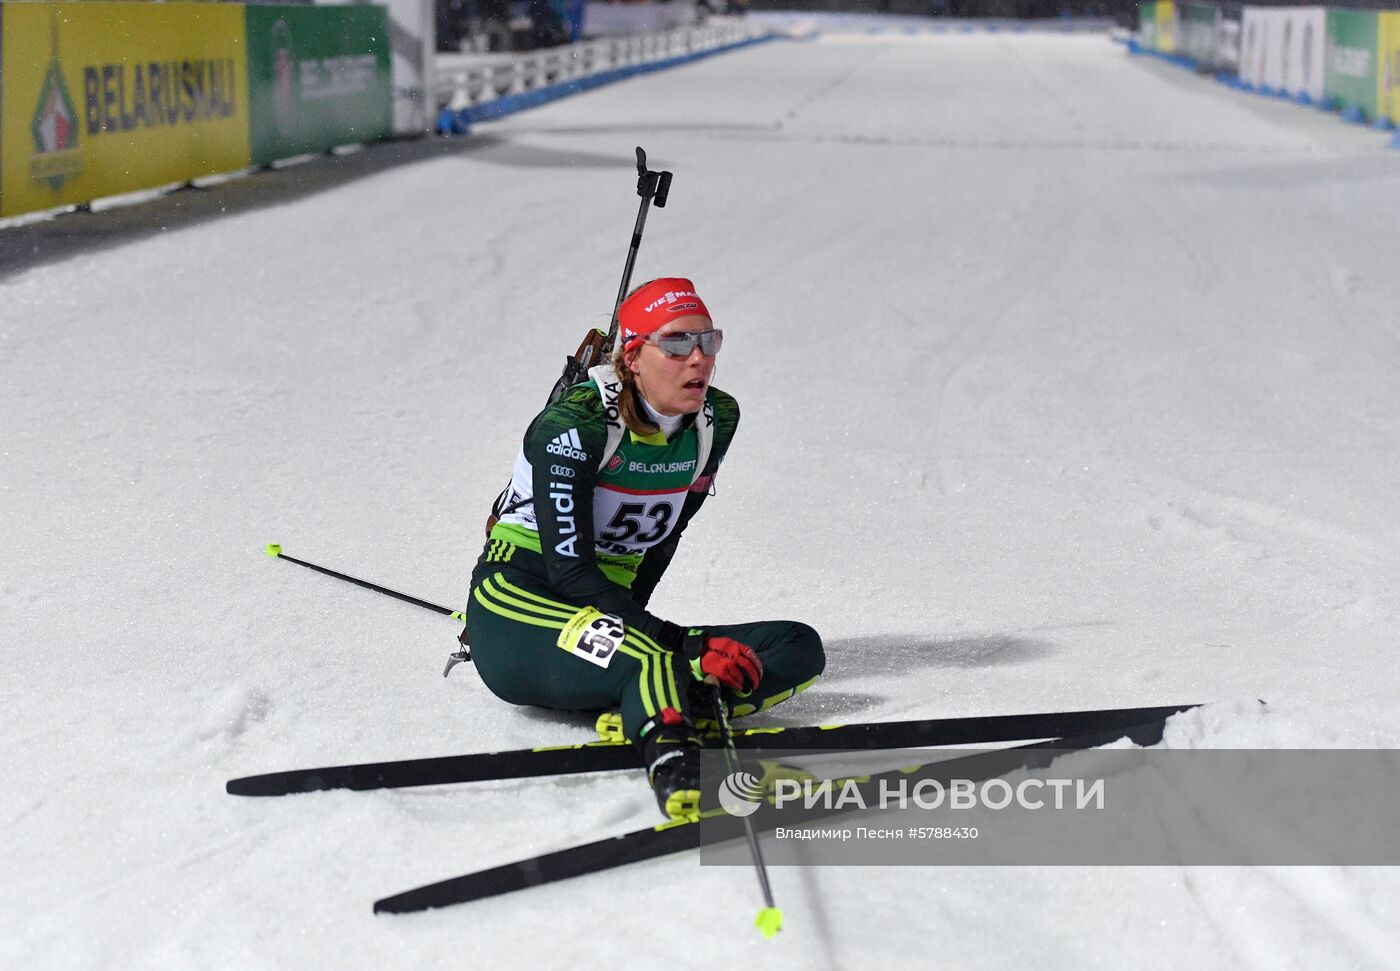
[618,278,710,355]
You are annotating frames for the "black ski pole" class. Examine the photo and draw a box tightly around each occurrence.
[547,146,672,403]
[264,544,470,669]
[604,145,673,353]
[265,544,463,619]
[706,677,783,939]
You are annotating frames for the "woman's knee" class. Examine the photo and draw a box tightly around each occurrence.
[783,621,826,682]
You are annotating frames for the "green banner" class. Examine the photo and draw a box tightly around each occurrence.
[1323,9,1378,117]
[1140,2,1158,51]
[1182,3,1218,67]
[244,5,391,165]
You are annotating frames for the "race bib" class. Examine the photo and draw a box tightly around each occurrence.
[557,607,625,669]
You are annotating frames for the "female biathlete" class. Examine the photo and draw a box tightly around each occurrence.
[465,278,825,818]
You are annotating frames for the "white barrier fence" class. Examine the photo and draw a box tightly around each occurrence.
[748,11,1117,35]
[434,17,771,113]
[583,0,702,36]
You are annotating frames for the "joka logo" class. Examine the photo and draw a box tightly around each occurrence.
[605,454,625,474]
[717,771,764,818]
[601,380,622,430]
[546,428,588,461]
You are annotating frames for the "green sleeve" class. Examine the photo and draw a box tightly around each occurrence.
[525,383,685,648]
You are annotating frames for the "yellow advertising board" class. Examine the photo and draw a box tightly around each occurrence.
[1381,12,1400,125]
[1155,0,1177,54]
[1,2,250,217]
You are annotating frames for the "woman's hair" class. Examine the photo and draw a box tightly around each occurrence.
[609,336,660,438]
[608,282,660,437]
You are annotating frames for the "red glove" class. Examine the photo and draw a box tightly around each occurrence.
[699,636,763,695]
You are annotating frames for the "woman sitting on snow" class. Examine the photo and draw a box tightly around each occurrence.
[464,277,825,818]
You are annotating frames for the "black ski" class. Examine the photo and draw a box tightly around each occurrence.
[226,703,1197,797]
[372,714,1178,914]
[227,740,639,796]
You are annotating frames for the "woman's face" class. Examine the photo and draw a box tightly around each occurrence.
[628,315,717,417]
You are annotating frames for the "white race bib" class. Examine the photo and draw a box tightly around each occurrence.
[592,486,687,555]
[557,607,625,669]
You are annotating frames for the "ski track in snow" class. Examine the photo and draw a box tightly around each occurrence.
[3,27,1400,971]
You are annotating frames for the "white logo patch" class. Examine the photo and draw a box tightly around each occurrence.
[546,427,588,461]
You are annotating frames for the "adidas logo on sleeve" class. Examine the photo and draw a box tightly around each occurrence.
[546,428,589,461]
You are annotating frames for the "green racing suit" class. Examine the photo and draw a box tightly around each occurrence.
[465,364,824,741]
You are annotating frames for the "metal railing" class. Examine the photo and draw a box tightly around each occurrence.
[434,17,771,111]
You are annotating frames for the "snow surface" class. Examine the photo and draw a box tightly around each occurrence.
[4,28,1400,971]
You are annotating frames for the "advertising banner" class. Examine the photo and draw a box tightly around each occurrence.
[0,2,250,218]
[1380,12,1400,125]
[1278,7,1325,101]
[1323,9,1378,118]
[244,6,392,165]
[1155,0,1177,54]
[1239,6,1261,87]
[1139,2,1159,52]
[375,0,435,135]
[1262,8,1287,92]
[1,4,5,211]
[1181,3,1219,68]
[1239,6,1286,92]
[1217,4,1241,75]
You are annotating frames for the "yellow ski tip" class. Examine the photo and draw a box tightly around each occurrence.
[264,543,282,557]
[755,907,783,938]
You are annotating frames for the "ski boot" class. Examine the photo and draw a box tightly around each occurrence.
[687,677,729,733]
[638,708,703,820]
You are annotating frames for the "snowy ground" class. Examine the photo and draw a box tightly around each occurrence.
[4,27,1400,971]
